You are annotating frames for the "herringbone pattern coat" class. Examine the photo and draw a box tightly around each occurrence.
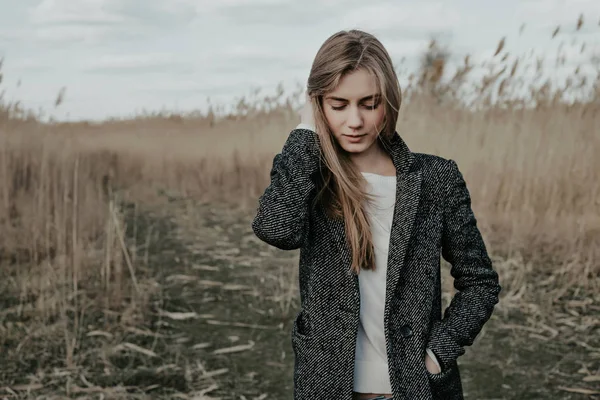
[251,128,501,400]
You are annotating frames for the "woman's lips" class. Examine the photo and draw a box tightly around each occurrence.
[343,134,365,143]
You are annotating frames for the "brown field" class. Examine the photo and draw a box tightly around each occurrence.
[0,30,599,399]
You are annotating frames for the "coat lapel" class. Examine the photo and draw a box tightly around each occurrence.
[383,131,422,318]
[321,131,422,315]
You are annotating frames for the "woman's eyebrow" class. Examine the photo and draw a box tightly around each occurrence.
[325,94,380,101]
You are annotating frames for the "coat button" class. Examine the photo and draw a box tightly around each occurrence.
[399,324,413,338]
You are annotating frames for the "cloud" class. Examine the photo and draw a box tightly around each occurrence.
[210,2,319,26]
[30,25,146,45]
[380,38,432,59]
[336,2,462,33]
[24,0,197,44]
[0,30,23,43]
[516,0,600,31]
[209,0,463,35]
[28,0,131,25]
[5,0,598,122]
[112,0,197,29]
[207,43,314,75]
[190,0,294,12]
[24,0,141,44]
[5,57,57,73]
[79,53,193,74]
[132,79,244,96]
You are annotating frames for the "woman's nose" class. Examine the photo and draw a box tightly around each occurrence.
[347,107,363,129]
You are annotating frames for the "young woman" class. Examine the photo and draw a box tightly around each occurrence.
[251,30,501,400]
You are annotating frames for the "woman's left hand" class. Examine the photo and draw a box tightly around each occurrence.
[425,352,441,374]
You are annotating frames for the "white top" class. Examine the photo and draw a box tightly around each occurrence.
[353,171,398,393]
[294,123,440,392]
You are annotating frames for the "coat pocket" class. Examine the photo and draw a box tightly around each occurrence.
[291,311,346,399]
[292,309,312,341]
[291,321,324,399]
[292,330,311,398]
[425,360,464,399]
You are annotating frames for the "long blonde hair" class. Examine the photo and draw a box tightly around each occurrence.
[308,29,402,275]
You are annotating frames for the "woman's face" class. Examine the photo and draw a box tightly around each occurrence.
[322,68,386,155]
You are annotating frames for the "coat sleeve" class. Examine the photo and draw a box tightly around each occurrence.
[251,127,322,250]
[426,159,502,371]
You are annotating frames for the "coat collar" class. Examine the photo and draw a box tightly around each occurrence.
[383,129,416,176]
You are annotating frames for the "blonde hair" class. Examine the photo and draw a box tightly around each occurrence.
[308,29,402,275]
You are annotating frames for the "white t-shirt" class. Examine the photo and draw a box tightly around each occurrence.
[353,171,398,392]
[294,124,440,392]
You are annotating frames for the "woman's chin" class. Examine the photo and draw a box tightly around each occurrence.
[340,140,372,154]
[343,143,365,153]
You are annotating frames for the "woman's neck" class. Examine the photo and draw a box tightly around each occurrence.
[350,142,395,176]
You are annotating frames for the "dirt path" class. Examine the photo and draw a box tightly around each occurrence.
[155,200,599,400]
[2,198,597,399]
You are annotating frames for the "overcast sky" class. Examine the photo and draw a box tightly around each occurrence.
[0,0,599,121]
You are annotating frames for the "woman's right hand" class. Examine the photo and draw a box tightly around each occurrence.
[300,91,315,127]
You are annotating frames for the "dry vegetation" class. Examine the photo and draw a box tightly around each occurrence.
[0,19,599,399]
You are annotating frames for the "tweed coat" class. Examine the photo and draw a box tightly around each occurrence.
[251,128,501,400]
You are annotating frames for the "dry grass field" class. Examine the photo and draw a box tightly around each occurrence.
[0,30,599,399]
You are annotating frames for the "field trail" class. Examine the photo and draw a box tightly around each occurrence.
[1,196,597,399]
[143,200,298,399]
[143,199,599,400]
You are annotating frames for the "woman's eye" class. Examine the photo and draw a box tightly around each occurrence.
[331,103,378,111]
